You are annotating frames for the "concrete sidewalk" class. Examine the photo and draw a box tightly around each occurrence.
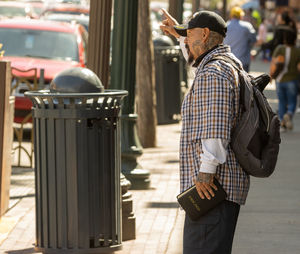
[0,123,184,254]
[1,58,300,254]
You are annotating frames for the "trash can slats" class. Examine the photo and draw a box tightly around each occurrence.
[65,119,79,248]
[77,120,90,249]
[26,88,127,253]
[55,118,68,249]
[34,119,42,247]
[40,118,49,248]
[47,117,57,249]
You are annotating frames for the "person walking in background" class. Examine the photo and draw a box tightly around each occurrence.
[256,18,269,61]
[160,9,250,254]
[224,6,257,72]
[262,11,297,57]
[243,8,259,31]
[270,28,300,132]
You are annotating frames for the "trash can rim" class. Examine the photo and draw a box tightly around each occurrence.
[24,89,128,98]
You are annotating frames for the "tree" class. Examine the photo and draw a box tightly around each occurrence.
[192,0,200,13]
[169,0,184,24]
[136,0,157,148]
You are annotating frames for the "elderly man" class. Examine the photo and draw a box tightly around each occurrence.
[160,9,250,253]
[224,6,257,72]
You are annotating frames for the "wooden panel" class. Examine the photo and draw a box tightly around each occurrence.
[0,61,13,217]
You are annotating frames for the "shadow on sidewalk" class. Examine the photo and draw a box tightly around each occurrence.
[5,248,36,254]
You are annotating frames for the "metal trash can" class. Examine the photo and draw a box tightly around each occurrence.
[25,67,128,253]
[153,35,187,124]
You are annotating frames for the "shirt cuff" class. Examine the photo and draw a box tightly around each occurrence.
[176,36,182,41]
[200,161,217,174]
[199,139,229,174]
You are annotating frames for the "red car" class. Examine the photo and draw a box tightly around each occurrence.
[0,1,39,19]
[40,3,89,17]
[0,18,88,86]
[0,18,88,120]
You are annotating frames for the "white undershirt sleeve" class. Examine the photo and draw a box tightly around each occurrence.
[200,139,229,174]
[177,36,188,62]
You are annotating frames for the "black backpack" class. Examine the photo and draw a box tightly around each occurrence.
[205,56,281,177]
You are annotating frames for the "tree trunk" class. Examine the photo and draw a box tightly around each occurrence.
[87,0,112,88]
[222,0,227,20]
[192,0,201,14]
[169,0,184,24]
[136,0,157,148]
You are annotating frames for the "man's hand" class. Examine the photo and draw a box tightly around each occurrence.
[159,8,180,39]
[194,173,218,200]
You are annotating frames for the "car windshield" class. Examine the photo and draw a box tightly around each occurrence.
[0,28,79,61]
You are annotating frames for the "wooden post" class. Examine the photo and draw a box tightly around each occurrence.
[192,0,201,14]
[223,0,227,20]
[0,61,14,217]
[136,0,157,148]
[168,0,184,24]
[87,0,112,89]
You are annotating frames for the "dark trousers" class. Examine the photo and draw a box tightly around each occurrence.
[183,200,240,254]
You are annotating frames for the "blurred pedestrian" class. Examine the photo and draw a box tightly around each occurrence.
[224,6,257,72]
[256,18,268,61]
[270,28,300,131]
[262,11,297,57]
[243,8,258,30]
[160,9,250,254]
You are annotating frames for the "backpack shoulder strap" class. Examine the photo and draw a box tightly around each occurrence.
[203,55,242,73]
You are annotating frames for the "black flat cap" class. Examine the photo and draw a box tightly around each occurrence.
[174,11,227,37]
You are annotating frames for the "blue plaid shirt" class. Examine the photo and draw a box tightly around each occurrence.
[179,45,250,205]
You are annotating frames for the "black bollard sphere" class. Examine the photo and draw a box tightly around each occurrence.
[50,67,104,93]
[153,34,175,47]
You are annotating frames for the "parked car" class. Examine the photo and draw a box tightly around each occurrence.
[0,18,88,114]
[0,18,88,85]
[42,13,89,31]
[0,1,38,19]
[40,3,89,17]
[20,0,47,17]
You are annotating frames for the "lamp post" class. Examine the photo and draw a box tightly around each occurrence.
[110,0,150,190]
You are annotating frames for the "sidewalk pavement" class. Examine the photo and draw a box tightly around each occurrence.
[0,123,184,254]
[1,59,300,254]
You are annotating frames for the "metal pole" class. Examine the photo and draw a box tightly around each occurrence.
[111,0,151,190]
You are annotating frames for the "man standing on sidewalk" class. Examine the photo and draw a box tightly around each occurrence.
[160,10,250,253]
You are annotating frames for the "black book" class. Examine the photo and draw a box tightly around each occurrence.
[177,178,227,221]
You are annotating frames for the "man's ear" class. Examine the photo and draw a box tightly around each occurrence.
[203,27,210,42]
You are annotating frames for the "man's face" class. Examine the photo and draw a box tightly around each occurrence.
[184,28,208,64]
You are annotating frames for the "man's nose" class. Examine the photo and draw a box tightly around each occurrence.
[184,37,188,44]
